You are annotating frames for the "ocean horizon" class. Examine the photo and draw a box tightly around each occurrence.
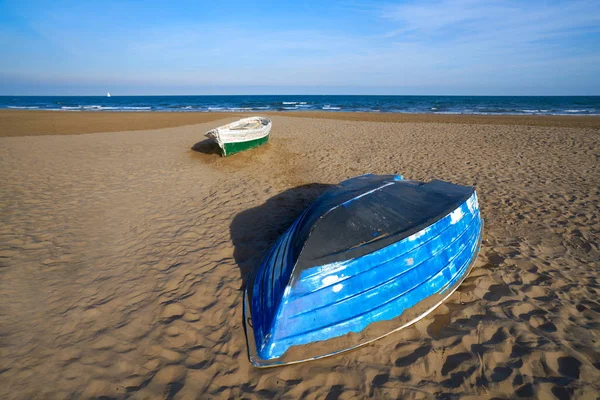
[1,95,599,116]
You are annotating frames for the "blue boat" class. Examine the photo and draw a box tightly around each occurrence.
[244,174,483,367]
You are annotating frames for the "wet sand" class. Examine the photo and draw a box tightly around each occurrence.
[2,110,600,137]
[1,112,599,399]
[0,110,237,137]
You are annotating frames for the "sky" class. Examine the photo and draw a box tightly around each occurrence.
[1,0,599,96]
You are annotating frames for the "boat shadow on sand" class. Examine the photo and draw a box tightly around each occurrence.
[230,183,333,290]
[191,139,221,155]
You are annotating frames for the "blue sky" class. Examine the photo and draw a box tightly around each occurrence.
[1,0,599,95]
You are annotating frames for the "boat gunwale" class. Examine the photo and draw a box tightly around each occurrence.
[207,117,271,136]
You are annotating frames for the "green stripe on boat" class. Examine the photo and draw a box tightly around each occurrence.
[222,133,270,156]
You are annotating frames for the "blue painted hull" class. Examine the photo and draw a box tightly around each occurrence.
[244,175,483,367]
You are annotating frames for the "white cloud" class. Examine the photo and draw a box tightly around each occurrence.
[380,0,600,44]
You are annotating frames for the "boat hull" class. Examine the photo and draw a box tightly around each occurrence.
[205,116,271,157]
[244,175,483,367]
[221,133,269,156]
[244,222,482,367]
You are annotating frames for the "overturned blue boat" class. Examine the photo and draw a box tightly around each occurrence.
[244,174,483,367]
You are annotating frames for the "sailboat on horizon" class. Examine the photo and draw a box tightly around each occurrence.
[107,92,111,97]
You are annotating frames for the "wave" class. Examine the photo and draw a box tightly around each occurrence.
[518,109,551,114]
[553,112,600,116]
[226,107,254,111]
[4,96,599,116]
[61,105,151,111]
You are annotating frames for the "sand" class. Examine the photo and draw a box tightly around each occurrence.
[2,110,600,138]
[0,110,236,137]
[0,111,599,399]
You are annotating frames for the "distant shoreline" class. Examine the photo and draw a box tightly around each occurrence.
[1,110,600,137]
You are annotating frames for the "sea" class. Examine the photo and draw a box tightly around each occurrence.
[1,95,599,115]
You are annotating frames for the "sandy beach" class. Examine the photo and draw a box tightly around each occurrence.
[1,110,599,399]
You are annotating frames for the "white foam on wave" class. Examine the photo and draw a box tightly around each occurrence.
[283,106,298,110]
[565,109,587,113]
[226,107,253,111]
[60,105,153,111]
[520,109,551,114]
[322,105,341,110]
[282,101,298,105]
[8,106,39,109]
[553,112,600,116]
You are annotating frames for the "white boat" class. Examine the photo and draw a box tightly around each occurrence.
[107,92,111,97]
[205,116,272,156]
